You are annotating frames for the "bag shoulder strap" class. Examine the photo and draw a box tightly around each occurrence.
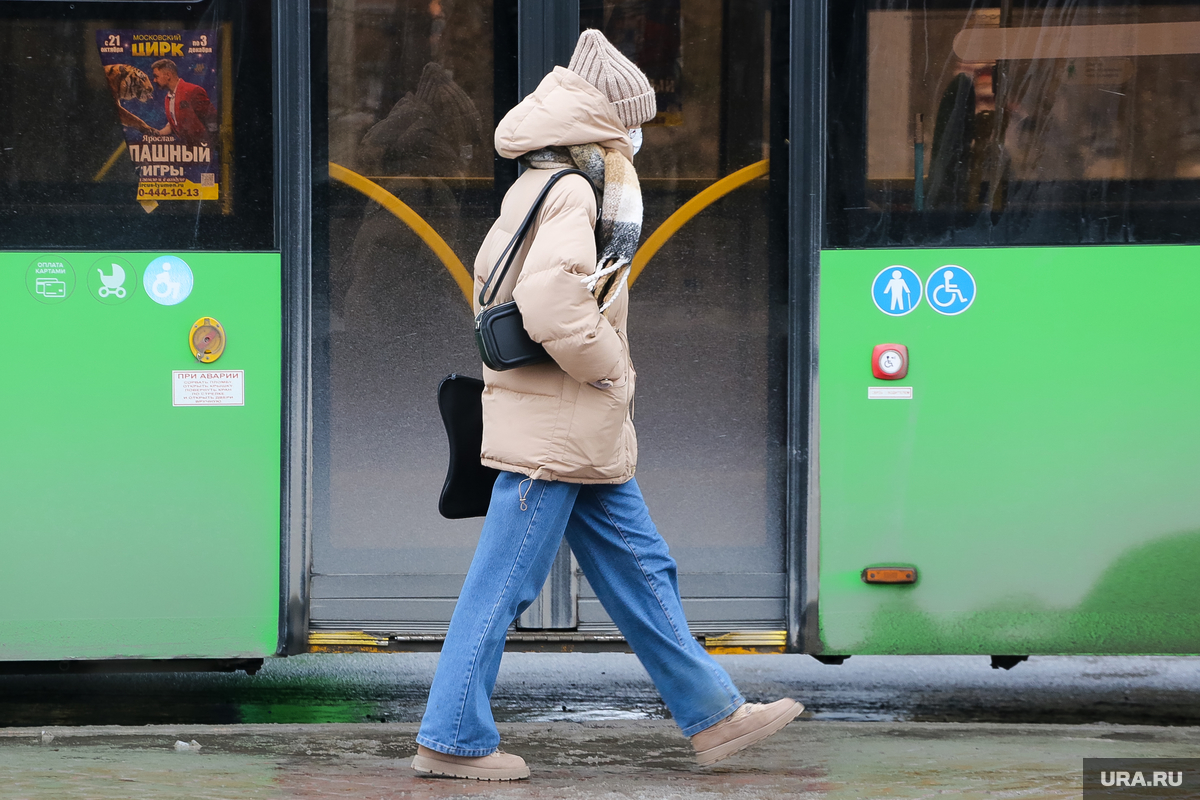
[478,167,596,309]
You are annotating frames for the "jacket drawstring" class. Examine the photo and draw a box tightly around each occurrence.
[583,258,630,313]
[518,477,534,512]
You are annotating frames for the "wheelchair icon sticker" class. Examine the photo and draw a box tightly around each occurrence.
[925,266,976,315]
[143,256,194,306]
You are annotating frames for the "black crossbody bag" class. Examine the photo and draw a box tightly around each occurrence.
[475,168,596,371]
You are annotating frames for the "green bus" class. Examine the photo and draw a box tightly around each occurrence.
[1,0,1197,672]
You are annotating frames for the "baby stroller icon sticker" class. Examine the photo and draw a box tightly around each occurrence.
[88,257,136,304]
[97,264,126,298]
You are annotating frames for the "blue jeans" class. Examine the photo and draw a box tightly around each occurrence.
[416,471,744,756]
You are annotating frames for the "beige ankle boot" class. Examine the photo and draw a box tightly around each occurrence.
[691,698,804,766]
[411,744,530,780]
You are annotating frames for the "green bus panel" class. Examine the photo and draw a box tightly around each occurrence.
[0,252,281,660]
[819,246,1200,655]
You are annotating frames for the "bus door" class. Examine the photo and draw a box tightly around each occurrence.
[0,1,282,662]
[311,0,791,648]
[818,0,1200,655]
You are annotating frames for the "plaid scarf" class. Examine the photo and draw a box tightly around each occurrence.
[524,144,641,312]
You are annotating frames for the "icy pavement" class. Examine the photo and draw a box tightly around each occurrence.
[3,719,1200,799]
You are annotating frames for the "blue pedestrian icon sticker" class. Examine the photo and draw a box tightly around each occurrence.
[872,266,922,316]
[143,256,194,306]
[925,265,976,315]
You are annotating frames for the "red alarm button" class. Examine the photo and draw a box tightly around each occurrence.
[872,344,908,380]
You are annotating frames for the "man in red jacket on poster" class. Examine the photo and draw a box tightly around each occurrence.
[151,58,217,146]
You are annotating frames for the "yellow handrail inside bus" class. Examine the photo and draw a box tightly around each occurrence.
[93,142,128,182]
[630,159,769,286]
[326,158,770,305]
[328,162,475,304]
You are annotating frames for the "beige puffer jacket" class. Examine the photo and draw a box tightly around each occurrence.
[475,67,637,484]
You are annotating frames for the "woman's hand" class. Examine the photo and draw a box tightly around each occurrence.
[589,374,628,390]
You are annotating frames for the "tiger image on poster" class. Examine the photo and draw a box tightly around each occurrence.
[103,64,156,135]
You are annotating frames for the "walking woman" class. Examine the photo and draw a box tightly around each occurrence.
[412,30,803,781]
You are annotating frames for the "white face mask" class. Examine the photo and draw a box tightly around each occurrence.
[628,128,643,156]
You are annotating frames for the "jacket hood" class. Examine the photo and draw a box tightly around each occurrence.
[495,67,634,162]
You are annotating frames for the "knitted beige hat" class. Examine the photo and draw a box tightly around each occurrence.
[567,29,656,129]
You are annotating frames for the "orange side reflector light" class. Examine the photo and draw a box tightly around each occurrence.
[862,567,917,584]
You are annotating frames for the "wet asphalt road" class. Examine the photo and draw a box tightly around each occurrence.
[3,652,1200,729]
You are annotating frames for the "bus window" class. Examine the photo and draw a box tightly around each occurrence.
[0,2,273,251]
[828,2,1200,247]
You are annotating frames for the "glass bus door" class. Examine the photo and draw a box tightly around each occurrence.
[311,0,791,647]
[0,0,281,662]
